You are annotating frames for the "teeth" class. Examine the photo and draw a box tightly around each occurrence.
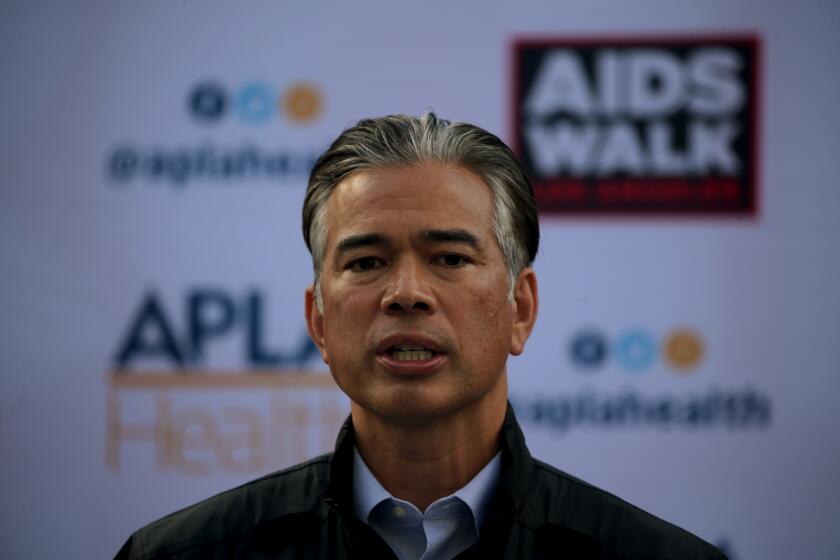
[392,350,434,361]
[395,345,427,351]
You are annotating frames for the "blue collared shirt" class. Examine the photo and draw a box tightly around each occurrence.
[353,448,501,560]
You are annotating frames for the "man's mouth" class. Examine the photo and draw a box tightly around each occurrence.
[375,335,446,374]
[387,345,438,361]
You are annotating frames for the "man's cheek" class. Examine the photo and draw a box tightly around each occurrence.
[474,290,505,322]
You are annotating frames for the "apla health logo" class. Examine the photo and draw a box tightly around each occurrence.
[105,288,346,477]
[512,35,760,215]
[105,80,325,188]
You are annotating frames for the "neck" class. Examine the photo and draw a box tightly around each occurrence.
[352,377,508,511]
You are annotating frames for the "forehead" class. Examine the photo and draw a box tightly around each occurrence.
[323,163,495,244]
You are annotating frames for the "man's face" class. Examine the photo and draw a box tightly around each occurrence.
[305,162,536,423]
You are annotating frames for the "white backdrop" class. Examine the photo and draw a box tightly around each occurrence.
[2,1,839,558]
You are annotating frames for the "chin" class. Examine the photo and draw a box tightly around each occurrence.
[354,385,486,424]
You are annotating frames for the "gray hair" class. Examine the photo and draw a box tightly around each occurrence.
[302,112,539,308]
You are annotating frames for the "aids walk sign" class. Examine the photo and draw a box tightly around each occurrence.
[512,35,761,216]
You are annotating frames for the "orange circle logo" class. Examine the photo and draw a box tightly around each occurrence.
[281,83,323,123]
[663,329,704,372]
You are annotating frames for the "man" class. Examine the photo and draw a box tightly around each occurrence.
[117,113,726,559]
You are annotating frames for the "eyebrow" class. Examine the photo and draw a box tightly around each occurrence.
[420,228,480,249]
[335,233,388,256]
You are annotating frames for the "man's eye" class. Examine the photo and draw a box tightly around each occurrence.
[435,254,469,267]
[348,257,383,272]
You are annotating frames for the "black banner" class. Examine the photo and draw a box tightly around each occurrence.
[512,35,760,216]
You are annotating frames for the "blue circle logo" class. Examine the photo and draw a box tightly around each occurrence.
[234,82,275,124]
[569,330,608,369]
[189,82,227,122]
[615,330,656,372]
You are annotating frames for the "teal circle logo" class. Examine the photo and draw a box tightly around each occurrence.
[614,330,656,372]
[234,82,275,124]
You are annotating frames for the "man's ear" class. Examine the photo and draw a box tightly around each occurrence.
[305,285,329,364]
[510,267,538,356]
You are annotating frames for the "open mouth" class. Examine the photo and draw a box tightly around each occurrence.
[386,345,439,361]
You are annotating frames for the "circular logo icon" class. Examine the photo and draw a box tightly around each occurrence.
[663,329,704,372]
[569,331,608,369]
[107,146,138,182]
[235,82,275,124]
[282,83,323,123]
[189,82,227,122]
[615,330,656,372]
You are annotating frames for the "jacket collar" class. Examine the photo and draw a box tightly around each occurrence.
[325,413,357,511]
[496,402,536,518]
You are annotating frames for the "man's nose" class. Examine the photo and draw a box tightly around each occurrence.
[380,257,435,314]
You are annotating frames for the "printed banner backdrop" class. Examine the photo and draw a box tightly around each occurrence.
[2,1,839,558]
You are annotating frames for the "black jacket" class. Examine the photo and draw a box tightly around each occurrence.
[116,405,726,559]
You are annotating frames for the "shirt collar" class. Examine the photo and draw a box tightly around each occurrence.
[352,446,502,531]
[352,448,392,522]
